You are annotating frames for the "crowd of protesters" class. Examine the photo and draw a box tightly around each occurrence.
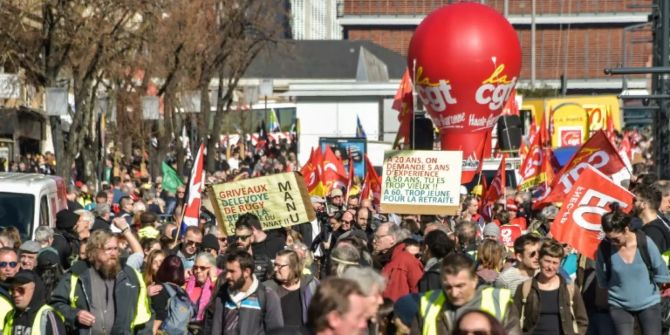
[0,128,667,335]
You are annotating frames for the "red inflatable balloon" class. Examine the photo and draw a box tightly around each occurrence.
[408,2,521,183]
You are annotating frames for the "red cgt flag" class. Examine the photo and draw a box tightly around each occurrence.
[360,154,382,208]
[301,147,327,196]
[392,70,414,145]
[537,130,630,206]
[483,156,506,205]
[322,145,349,193]
[550,165,635,259]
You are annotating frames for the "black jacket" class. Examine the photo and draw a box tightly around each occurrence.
[641,217,670,252]
[418,259,442,292]
[203,281,284,335]
[50,262,154,335]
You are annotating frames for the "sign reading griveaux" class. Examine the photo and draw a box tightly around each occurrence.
[380,150,462,215]
[209,172,316,235]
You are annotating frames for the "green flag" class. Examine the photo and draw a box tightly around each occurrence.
[162,162,183,193]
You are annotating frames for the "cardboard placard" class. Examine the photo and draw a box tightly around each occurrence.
[380,150,462,215]
[209,172,316,235]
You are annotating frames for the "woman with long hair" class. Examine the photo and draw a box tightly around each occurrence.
[143,249,166,297]
[595,203,670,335]
[476,239,505,286]
[263,249,319,329]
[34,251,63,296]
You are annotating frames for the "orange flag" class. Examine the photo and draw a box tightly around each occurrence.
[360,154,382,208]
[392,70,414,145]
[301,147,327,196]
[550,165,634,259]
[483,156,506,205]
[322,146,349,193]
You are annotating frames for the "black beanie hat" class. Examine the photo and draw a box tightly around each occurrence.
[56,210,79,231]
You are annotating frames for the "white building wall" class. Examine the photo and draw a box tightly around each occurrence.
[296,97,380,164]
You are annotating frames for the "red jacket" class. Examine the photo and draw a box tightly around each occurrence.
[382,243,424,301]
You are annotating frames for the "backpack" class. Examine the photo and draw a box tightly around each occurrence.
[160,283,196,335]
[519,279,578,333]
[598,230,654,284]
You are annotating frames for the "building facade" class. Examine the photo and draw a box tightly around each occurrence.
[291,0,342,39]
[340,0,653,93]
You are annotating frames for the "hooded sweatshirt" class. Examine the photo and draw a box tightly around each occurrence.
[10,277,66,334]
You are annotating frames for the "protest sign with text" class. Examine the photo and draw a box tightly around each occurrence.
[380,150,462,215]
[209,172,316,235]
[550,165,634,259]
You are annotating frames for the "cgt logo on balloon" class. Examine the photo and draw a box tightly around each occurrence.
[416,64,518,130]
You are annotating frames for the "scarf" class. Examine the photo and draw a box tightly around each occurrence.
[186,269,221,321]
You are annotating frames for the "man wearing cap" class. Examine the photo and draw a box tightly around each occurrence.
[18,241,41,271]
[4,270,66,334]
[51,229,153,335]
[328,188,344,212]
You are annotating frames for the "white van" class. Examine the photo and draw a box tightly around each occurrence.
[0,173,68,241]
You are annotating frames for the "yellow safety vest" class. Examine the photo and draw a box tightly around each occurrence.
[0,295,12,332]
[419,287,512,335]
[69,268,151,330]
[3,304,63,335]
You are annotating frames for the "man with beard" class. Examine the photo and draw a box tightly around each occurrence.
[373,222,423,301]
[203,249,283,334]
[635,184,670,252]
[234,220,273,282]
[50,229,153,335]
[3,270,66,334]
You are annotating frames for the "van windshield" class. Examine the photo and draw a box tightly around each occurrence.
[0,193,35,241]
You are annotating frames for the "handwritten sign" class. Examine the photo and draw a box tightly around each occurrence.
[209,172,316,235]
[380,150,462,215]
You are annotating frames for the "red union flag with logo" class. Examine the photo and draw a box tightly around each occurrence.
[550,165,634,259]
[538,130,630,206]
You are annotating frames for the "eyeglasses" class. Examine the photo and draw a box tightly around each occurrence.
[185,240,201,248]
[236,234,252,241]
[218,237,228,242]
[104,247,119,254]
[274,263,289,270]
[342,220,353,225]
[0,262,17,268]
[192,265,210,272]
[204,248,217,254]
[527,250,538,258]
[11,286,27,296]
[374,234,389,240]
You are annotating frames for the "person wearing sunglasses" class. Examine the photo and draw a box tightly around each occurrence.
[3,270,66,334]
[185,253,220,329]
[495,233,542,296]
[176,226,202,271]
[595,203,670,335]
[234,221,273,282]
[0,247,19,282]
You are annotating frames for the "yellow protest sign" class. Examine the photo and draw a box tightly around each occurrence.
[550,103,588,148]
[380,150,462,215]
[209,172,316,235]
